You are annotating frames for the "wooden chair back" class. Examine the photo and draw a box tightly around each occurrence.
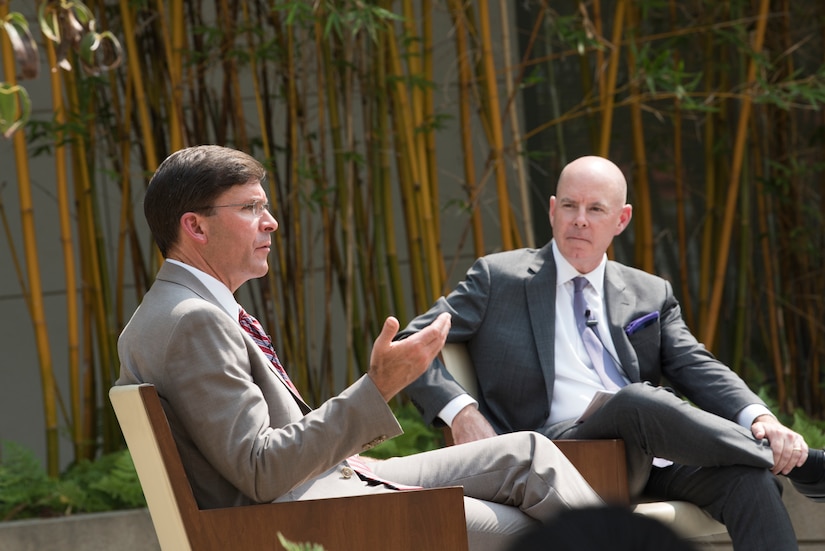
[110,383,469,550]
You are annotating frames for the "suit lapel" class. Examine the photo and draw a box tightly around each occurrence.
[246,334,312,412]
[158,262,311,412]
[526,244,558,409]
[604,263,641,382]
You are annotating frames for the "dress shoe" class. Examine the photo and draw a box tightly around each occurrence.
[789,448,825,502]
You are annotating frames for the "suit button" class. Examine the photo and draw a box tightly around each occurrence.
[341,467,354,479]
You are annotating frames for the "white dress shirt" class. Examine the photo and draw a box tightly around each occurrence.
[165,259,241,319]
[546,241,629,424]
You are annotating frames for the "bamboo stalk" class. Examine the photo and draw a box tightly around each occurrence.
[477,0,514,250]
[447,0,485,261]
[154,0,185,150]
[597,0,626,157]
[753,135,787,407]
[42,31,85,461]
[372,19,408,323]
[499,0,534,249]
[701,0,771,349]
[385,19,429,312]
[668,0,691,328]
[401,0,442,302]
[697,25,718,333]
[118,0,159,171]
[285,16,311,390]
[420,0,447,292]
[1,1,60,476]
[625,1,653,272]
[592,0,605,107]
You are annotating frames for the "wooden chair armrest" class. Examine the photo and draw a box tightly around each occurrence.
[196,486,468,550]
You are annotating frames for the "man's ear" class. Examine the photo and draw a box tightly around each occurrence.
[180,212,208,244]
[616,204,633,235]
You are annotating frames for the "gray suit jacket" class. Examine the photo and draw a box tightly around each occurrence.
[117,262,402,508]
[401,243,764,435]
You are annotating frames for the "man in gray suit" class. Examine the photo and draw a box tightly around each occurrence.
[399,155,825,550]
[115,145,604,551]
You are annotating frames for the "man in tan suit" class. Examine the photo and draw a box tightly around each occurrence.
[115,145,603,551]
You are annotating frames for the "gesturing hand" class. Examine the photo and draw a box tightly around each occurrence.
[368,312,451,402]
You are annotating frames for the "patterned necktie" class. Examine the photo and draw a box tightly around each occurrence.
[572,277,626,390]
[238,308,302,398]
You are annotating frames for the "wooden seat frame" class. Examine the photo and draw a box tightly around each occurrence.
[110,384,468,551]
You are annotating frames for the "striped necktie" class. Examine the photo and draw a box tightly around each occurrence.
[572,277,626,390]
[238,308,301,398]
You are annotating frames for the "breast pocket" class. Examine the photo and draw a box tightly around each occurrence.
[625,319,662,381]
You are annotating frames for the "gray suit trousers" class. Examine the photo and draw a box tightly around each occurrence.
[372,431,604,551]
[547,383,797,550]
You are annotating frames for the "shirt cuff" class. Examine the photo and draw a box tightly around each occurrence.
[736,403,773,429]
[437,394,478,427]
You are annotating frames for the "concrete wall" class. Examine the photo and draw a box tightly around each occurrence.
[0,510,159,551]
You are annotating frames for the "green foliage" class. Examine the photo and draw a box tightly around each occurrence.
[278,532,325,551]
[792,412,825,450]
[273,0,403,41]
[0,442,145,522]
[361,402,444,459]
[758,389,825,448]
[0,83,31,138]
[0,442,55,521]
[60,449,146,512]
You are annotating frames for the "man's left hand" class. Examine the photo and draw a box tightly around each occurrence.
[752,414,808,475]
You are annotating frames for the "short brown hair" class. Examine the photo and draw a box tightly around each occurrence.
[143,145,266,256]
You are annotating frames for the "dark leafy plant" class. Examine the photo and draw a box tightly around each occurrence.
[361,402,444,459]
[0,441,144,522]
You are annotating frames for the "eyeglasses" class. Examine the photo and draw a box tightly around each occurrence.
[197,199,271,217]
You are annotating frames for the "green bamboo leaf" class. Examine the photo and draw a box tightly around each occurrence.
[2,12,39,80]
[0,83,31,138]
[37,2,61,42]
[78,31,100,67]
[66,0,95,27]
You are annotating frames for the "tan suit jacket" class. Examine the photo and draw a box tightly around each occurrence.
[117,262,402,508]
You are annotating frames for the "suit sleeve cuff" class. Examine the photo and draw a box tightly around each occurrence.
[736,403,773,428]
[437,394,478,427]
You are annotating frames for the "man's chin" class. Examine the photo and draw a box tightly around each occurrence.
[252,263,270,279]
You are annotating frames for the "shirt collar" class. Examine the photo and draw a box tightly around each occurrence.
[551,239,607,296]
[165,258,241,319]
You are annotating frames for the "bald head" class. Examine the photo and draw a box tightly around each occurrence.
[557,156,628,205]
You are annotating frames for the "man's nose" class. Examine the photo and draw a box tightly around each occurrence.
[573,208,588,227]
[262,210,278,232]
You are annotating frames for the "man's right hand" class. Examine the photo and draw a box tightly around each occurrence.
[368,312,451,402]
[450,404,497,445]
